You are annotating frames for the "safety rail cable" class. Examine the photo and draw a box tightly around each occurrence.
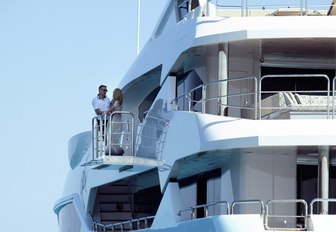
[135,116,169,161]
[265,199,308,231]
[93,216,155,232]
[310,198,336,214]
[231,199,265,215]
[178,200,230,219]
[259,74,331,120]
[215,0,332,17]
[171,76,258,118]
[91,111,135,161]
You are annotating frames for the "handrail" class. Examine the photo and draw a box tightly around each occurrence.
[94,215,155,231]
[310,198,336,214]
[91,114,109,160]
[215,0,332,17]
[135,115,169,161]
[259,74,330,119]
[171,76,258,118]
[265,199,308,231]
[107,111,135,157]
[91,111,135,160]
[332,76,336,119]
[172,84,203,111]
[92,198,336,231]
[231,199,265,215]
[172,74,336,120]
[203,76,258,117]
[178,200,230,219]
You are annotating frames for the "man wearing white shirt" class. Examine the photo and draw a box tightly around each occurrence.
[92,85,110,142]
[92,85,110,116]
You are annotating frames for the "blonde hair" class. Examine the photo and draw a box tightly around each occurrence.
[113,88,123,104]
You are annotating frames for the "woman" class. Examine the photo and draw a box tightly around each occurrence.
[109,88,123,113]
[106,88,124,155]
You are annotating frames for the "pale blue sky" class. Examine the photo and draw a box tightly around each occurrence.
[0,1,166,231]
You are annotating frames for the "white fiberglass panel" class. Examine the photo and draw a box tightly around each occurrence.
[207,176,222,215]
[221,151,296,216]
[58,203,81,232]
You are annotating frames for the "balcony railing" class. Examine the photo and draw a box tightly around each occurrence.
[171,74,336,120]
[91,111,135,160]
[214,0,334,17]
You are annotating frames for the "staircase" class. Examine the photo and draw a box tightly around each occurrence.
[92,182,162,231]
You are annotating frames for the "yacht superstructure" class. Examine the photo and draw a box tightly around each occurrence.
[54,1,336,231]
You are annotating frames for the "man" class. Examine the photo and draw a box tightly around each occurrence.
[92,85,110,116]
[92,85,110,145]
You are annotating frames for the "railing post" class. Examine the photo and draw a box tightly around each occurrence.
[191,207,196,219]
[318,146,329,214]
[137,219,140,229]
[187,92,192,111]
[327,77,330,119]
[129,220,133,230]
[241,0,244,17]
[92,118,96,160]
[202,85,206,113]
[258,76,262,120]
[144,217,148,228]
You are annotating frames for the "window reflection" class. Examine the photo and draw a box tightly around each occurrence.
[177,0,189,20]
[177,70,203,111]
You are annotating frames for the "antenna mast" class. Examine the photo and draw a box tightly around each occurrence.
[137,0,141,55]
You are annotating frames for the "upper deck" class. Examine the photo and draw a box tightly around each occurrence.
[121,0,336,91]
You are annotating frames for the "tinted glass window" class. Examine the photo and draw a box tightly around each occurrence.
[177,0,189,20]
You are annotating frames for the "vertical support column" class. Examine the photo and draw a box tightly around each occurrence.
[136,0,141,55]
[167,75,177,111]
[218,43,228,116]
[318,146,329,214]
[202,85,206,114]
[241,0,245,17]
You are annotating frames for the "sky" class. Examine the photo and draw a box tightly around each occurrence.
[0,1,166,231]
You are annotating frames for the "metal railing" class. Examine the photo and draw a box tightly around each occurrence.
[178,200,230,219]
[178,198,311,231]
[93,216,155,232]
[171,76,258,118]
[171,75,336,120]
[310,198,336,214]
[259,74,332,119]
[135,116,169,161]
[332,77,336,118]
[91,111,135,160]
[92,198,336,231]
[265,199,308,231]
[231,199,265,215]
[214,0,333,17]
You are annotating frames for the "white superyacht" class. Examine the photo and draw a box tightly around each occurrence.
[54,0,336,231]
